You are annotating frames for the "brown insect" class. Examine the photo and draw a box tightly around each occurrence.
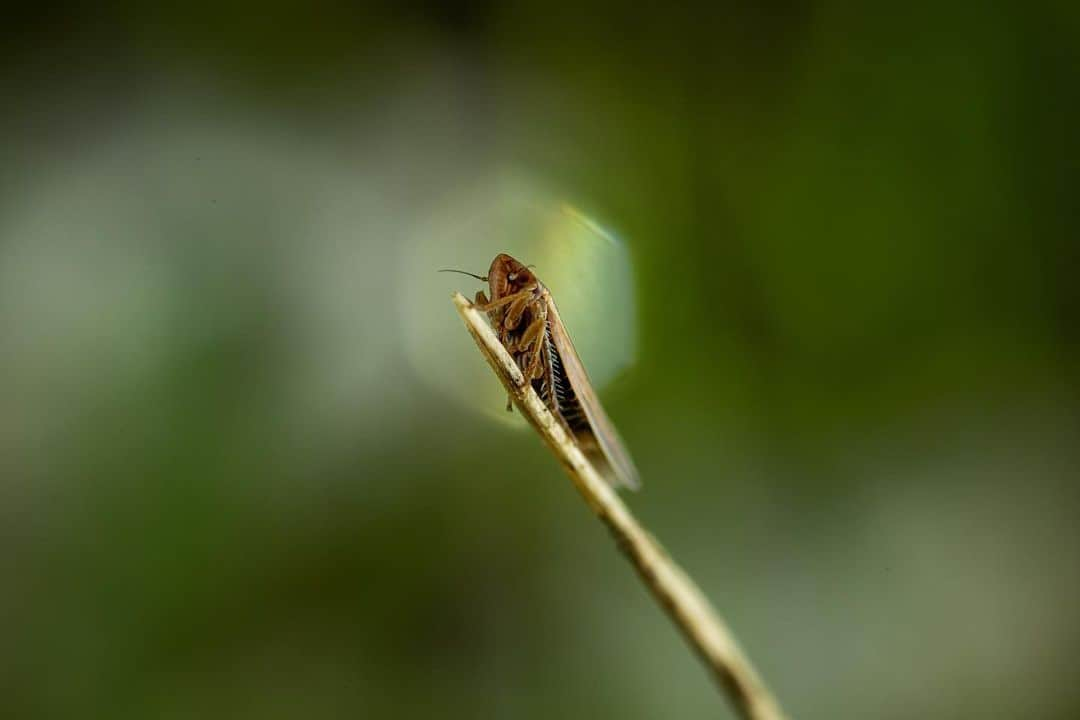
[442,253,640,490]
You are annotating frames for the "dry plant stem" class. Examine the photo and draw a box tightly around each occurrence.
[452,292,789,720]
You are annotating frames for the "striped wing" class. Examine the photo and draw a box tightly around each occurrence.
[542,286,640,490]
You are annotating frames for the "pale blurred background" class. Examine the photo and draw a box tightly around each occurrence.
[2,3,1078,719]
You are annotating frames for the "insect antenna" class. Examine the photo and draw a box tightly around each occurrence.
[438,268,487,281]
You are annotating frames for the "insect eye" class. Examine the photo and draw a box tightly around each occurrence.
[508,273,517,281]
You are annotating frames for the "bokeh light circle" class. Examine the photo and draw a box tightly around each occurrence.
[402,173,637,424]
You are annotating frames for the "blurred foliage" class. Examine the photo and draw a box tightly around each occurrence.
[2,2,1078,719]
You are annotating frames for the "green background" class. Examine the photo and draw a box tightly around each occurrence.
[2,3,1078,718]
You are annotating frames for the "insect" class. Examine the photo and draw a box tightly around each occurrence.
[442,253,640,490]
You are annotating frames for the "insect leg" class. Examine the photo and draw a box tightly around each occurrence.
[522,309,548,381]
[526,350,546,380]
[473,287,533,314]
[503,294,532,330]
[518,313,544,352]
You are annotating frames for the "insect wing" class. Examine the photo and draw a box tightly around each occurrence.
[543,288,641,490]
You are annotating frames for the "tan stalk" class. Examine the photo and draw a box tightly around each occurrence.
[452,292,789,720]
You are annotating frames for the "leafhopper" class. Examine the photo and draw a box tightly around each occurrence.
[442,253,640,490]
